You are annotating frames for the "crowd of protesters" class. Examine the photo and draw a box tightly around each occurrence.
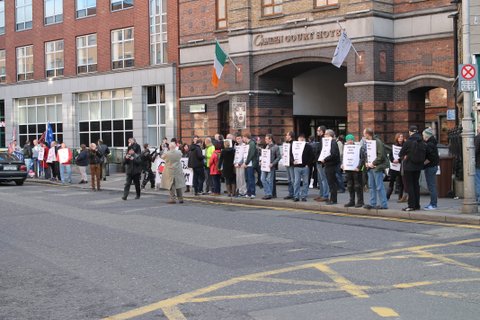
[11,124,440,210]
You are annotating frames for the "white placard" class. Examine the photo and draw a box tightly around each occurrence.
[180,157,193,186]
[436,165,441,175]
[282,143,291,167]
[58,148,69,164]
[46,148,56,163]
[292,141,306,165]
[318,137,332,162]
[38,147,45,161]
[390,145,402,171]
[342,144,360,171]
[365,140,377,164]
[234,145,244,165]
[261,149,271,172]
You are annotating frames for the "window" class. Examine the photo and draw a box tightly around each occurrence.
[77,34,97,74]
[355,51,365,74]
[17,45,34,81]
[111,27,134,69]
[262,0,282,16]
[0,50,5,83]
[76,0,96,18]
[17,95,63,145]
[149,0,167,65]
[45,0,63,25]
[16,0,33,31]
[146,85,166,147]
[111,0,133,11]
[78,89,133,148]
[315,0,338,8]
[216,0,227,29]
[0,1,5,34]
[45,40,64,78]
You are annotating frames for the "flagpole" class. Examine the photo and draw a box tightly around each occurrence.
[336,20,361,58]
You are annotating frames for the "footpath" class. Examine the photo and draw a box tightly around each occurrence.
[28,172,480,226]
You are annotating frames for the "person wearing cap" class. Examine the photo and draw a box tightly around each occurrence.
[398,125,425,211]
[423,127,439,210]
[342,134,365,207]
[362,128,389,210]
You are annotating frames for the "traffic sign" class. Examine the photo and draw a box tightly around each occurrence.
[458,64,478,92]
[460,64,476,80]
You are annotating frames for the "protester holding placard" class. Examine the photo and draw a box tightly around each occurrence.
[314,126,330,202]
[233,134,247,197]
[209,142,222,195]
[336,135,346,193]
[342,134,365,207]
[363,128,389,210]
[218,139,236,197]
[242,132,258,198]
[57,143,73,184]
[188,136,205,196]
[293,135,315,202]
[319,130,340,205]
[260,134,281,200]
[283,131,296,200]
[204,137,215,195]
[387,133,406,202]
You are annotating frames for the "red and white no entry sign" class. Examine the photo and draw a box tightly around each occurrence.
[461,64,476,80]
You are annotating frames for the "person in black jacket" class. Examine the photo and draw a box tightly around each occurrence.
[141,143,155,189]
[127,137,141,155]
[293,134,314,202]
[188,136,205,195]
[398,125,425,211]
[283,131,296,200]
[422,127,439,210]
[319,129,340,205]
[218,139,236,197]
[122,148,143,200]
[76,144,89,184]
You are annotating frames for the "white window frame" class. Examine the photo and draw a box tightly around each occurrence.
[149,0,167,65]
[216,0,227,30]
[76,34,97,74]
[44,0,63,25]
[16,0,33,31]
[315,0,338,8]
[111,0,133,12]
[76,0,96,19]
[146,85,166,147]
[111,27,134,69]
[17,45,34,81]
[0,1,5,35]
[262,0,282,16]
[0,49,5,83]
[45,39,64,78]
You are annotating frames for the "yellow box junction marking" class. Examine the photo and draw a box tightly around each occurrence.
[371,307,399,317]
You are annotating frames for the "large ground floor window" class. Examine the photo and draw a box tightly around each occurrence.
[146,85,166,147]
[78,88,133,147]
[17,95,63,146]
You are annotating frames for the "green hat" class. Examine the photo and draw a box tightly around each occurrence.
[345,134,355,141]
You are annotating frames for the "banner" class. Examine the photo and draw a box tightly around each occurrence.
[38,147,45,161]
[282,143,291,167]
[292,141,306,165]
[234,145,245,165]
[365,140,377,164]
[260,149,271,172]
[390,145,402,171]
[342,144,360,171]
[232,102,247,130]
[318,137,332,162]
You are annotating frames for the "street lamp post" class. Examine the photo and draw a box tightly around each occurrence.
[461,0,478,214]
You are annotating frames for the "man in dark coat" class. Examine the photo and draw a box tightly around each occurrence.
[292,134,315,202]
[188,136,205,195]
[122,148,143,200]
[398,125,425,211]
[319,129,340,205]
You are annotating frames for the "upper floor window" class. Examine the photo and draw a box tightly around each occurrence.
[17,45,34,81]
[77,34,97,74]
[16,0,33,31]
[111,0,133,11]
[216,0,227,29]
[45,0,63,25]
[112,27,134,69]
[315,0,338,8]
[0,1,5,34]
[76,0,96,18]
[262,0,282,16]
[149,0,167,65]
[0,50,5,83]
[45,40,64,78]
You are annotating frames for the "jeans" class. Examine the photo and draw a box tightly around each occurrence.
[59,164,72,183]
[424,166,438,207]
[316,162,329,198]
[476,168,480,203]
[261,170,275,197]
[193,167,205,194]
[24,158,33,173]
[245,166,256,196]
[204,168,212,192]
[286,166,295,197]
[294,166,310,200]
[367,169,388,208]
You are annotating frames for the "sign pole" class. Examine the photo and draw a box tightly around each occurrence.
[461,0,478,214]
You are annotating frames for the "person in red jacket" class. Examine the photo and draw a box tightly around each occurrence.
[209,142,222,195]
[57,143,73,184]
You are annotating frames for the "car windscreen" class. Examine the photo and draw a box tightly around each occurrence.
[0,152,20,161]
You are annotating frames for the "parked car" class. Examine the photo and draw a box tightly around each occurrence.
[0,150,28,185]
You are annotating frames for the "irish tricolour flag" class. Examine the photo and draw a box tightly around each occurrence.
[212,41,228,87]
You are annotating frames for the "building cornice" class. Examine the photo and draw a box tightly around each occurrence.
[344,75,455,88]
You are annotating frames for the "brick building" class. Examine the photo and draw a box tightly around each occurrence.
[0,0,178,158]
[178,0,456,144]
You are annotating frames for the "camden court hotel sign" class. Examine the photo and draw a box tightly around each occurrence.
[253,27,342,49]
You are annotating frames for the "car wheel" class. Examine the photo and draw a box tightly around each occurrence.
[15,180,24,186]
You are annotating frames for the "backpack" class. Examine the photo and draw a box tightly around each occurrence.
[409,140,426,164]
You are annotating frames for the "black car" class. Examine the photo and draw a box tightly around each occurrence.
[0,151,28,185]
